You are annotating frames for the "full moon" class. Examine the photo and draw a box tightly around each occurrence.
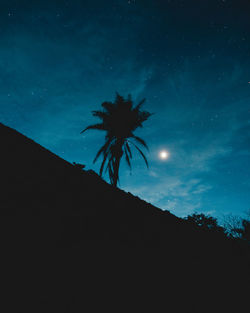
[159,150,169,160]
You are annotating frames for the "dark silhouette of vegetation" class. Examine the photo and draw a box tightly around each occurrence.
[187,212,250,244]
[72,162,85,170]
[1,122,250,313]
[241,219,250,242]
[223,214,244,239]
[223,213,250,243]
[232,219,250,243]
[185,213,224,233]
[237,219,250,243]
[81,93,152,187]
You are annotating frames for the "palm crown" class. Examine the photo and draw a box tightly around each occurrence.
[81,93,152,187]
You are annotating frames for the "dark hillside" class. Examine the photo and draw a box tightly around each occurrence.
[0,122,249,312]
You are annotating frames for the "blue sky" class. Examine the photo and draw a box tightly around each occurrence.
[1,0,250,220]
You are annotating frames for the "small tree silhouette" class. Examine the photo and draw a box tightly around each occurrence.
[81,93,152,187]
[223,212,250,242]
[238,219,250,243]
[223,214,243,238]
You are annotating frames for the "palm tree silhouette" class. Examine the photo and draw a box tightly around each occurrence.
[81,93,152,187]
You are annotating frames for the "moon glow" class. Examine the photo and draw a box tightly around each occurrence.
[159,150,169,160]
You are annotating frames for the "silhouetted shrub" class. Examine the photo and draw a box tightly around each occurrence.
[185,213,225,234]
[72,162,85,171]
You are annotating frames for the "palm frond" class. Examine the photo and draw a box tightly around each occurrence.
[131,135,149,150]
[105,153,115,177]
[115,93,125,105]
[134,98,146,111]
[124,145,132,170]
[129,141,149,168]
[108,165,114,185]
[93,138,112,163]
[99,149,111,177]
[80,123,105,134]
[101,101,115,113]
[92,110,108,121]
[125,142,132,159]
[138,111,153,124]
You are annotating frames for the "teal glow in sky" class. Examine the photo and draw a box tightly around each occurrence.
[1,0,250,219]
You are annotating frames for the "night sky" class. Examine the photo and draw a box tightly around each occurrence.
[1,0,250,220]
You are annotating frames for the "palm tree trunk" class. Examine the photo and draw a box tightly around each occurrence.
[113,155,121,187]
[113,139,123,187]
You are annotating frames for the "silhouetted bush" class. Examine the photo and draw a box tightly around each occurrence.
[185,213,225,234]
[72,162,85,170]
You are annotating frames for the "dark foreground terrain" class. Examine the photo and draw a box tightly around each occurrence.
[1,122,249,312]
